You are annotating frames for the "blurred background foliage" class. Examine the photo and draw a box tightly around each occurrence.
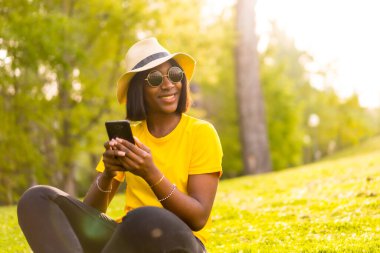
[0,0,379,205]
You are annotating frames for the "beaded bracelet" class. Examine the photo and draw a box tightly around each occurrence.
[150,174,165,188]
[96,175,112,193]
[158,184,176,202]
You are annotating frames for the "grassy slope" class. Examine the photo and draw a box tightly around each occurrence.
[1,137,380,252]
[209,136,380,252]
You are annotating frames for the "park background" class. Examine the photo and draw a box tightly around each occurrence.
[1,0,380,252]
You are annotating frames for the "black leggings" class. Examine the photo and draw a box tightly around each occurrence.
[17,185,206,253]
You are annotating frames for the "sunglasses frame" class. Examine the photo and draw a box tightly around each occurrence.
[144,66,184,87]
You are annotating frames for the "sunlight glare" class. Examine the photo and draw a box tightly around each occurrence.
[256,0,380,108]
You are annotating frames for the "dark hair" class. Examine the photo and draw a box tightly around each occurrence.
[126,59,191,121]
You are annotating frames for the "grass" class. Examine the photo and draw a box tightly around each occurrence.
[1,136,380,252]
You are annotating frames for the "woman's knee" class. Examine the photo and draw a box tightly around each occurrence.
[122,206,188,229]
[106,206,198,252]
[17,185,64,215]
[121,206,194,241]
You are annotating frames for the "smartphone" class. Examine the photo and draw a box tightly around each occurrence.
[105,120,135,144]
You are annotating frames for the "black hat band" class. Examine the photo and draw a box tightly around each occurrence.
[132,52,170,70]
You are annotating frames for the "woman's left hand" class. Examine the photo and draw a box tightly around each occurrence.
[113,137,158,179]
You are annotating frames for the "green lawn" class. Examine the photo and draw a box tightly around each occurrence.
[1,137,380,252]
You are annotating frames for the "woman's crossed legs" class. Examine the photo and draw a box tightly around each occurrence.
[17,185,205,253]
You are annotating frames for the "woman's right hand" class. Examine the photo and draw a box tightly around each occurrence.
[102,139,126,178]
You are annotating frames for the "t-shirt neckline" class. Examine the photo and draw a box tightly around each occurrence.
[143,114,187,143]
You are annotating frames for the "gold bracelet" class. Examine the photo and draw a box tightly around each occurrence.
[158,184,176,202]
[96,175,112,193]
[150,174,165,188]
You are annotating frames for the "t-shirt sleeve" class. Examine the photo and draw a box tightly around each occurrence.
[189,122,223,176]
[95,157,126,182]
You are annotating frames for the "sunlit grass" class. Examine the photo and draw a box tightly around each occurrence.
[1,137,380,252]
[208,137,380,252]
[0,206,30,253]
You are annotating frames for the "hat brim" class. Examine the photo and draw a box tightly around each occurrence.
[117,53,196,104]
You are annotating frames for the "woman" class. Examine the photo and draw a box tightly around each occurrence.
[17,37,223,253]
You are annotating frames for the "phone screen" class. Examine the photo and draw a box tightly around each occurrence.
[105,120,135,144]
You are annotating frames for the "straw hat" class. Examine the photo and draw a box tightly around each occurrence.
[116,37,196,104]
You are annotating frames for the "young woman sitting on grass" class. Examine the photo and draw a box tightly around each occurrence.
[17,37,223,253]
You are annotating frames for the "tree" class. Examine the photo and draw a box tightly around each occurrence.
[0,0,149,201]
[259,23,306,170]
[235,0,271,174]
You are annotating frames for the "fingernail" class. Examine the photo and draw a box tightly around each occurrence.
[117,151,126,156]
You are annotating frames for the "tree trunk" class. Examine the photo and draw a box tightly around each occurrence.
[235,0,272,174]
[60,0,76,196]
[59,71,76,195]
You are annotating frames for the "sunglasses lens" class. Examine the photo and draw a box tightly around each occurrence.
[168,67,183,83]
[147,71,163,86]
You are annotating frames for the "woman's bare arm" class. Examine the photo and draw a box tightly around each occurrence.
[150,172,219,231]
[83,173,121,213]
[83,139,126,213]
[114,137,219,231]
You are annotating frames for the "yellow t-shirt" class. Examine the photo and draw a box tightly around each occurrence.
[96,113,223,245]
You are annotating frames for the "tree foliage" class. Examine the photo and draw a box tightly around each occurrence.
[260,24,306,170]
[0,0,151,202]
[1,0,379,205]
[260,23,379,168]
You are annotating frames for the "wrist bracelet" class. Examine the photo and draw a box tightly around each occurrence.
[150,174,165,188]
[158,184,176,202]
[96,175,112,193]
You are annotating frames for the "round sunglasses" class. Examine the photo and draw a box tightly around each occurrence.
[144,66,184,87]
